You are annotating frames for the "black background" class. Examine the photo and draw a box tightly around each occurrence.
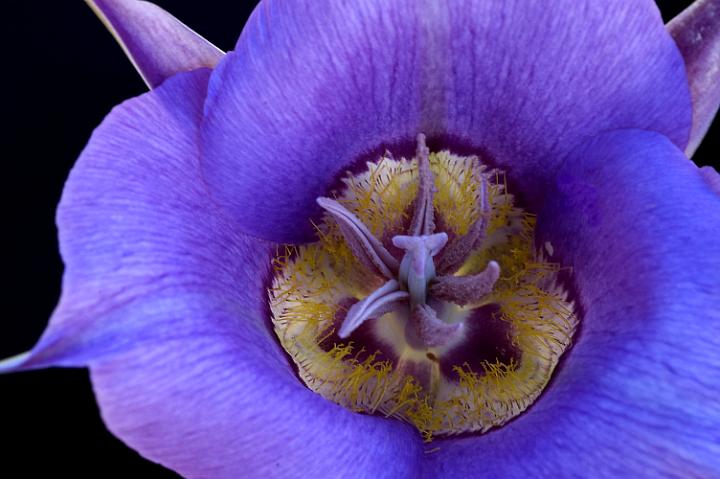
[1,1,716,476]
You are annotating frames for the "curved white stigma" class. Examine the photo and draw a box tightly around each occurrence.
[393,233,448,306]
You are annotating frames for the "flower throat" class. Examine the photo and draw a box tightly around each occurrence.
[270,135,577,440]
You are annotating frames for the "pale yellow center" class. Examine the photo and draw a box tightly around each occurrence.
[269,150,577,441]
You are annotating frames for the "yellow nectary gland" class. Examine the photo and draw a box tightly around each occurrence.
[269,150,577,440]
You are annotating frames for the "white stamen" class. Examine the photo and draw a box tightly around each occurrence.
[339,279,409,338]
[317,197,399,278]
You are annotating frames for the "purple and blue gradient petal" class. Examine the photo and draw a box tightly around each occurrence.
[668,0,720,157]
[200,0,692,242]
[4,69,421,477]
[87,0,224,89]
[90,329,423,478]
[5,70,271,370]
[425,130,720,477]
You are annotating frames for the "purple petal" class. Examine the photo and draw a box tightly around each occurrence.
[423,130,720,476]
[8,69,274,370]
[0,352,31,373]
[90,327,422,478]
[3,67,421,475]
[700,165,720,194]
[668,0,720,157]
[88,0,224,88]
[200,0,691,242]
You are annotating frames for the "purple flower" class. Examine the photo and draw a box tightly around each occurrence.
[3,0,720,477]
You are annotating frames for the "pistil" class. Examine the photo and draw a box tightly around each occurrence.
[393,233,447,306]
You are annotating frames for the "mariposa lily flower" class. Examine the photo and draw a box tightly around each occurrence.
[2,0,719,477]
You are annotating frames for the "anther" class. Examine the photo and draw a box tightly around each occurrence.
[409,134,435,236]
[408,304,463,348]
[436,171,490,275]
[317,197,399,278]
[338,279,409,338]
[431,261,500,306]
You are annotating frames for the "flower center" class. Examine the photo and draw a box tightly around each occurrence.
[269,135,577,440]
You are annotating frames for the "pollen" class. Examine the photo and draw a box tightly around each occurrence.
[269,139,577,440]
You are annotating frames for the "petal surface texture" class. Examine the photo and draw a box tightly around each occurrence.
[200,0,692,242]
[668,0,720,157]
[22,69,421,478]
[87,0,224,88]
[423,129,720,477]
